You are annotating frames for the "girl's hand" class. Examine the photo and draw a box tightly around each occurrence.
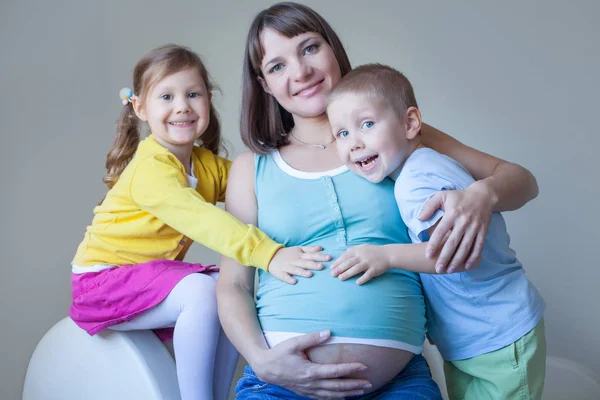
[419,181,492,273]
[330,245,389,285]
[269,246,331,284]
[253,330,371,399]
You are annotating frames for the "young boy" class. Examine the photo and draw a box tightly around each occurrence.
[326,64,546,400]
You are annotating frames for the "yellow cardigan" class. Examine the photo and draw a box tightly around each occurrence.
[73,135,281,270]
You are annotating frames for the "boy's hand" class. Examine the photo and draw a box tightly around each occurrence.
[330,245,389,285]
[269,246,331,284]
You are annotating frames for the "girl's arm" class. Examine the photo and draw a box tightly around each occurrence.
[419,123,539,271]
[216,152,369,399]
[130,152,325,282]
[130,152,280,270]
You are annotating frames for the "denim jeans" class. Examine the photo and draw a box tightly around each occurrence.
[235,354,442,399]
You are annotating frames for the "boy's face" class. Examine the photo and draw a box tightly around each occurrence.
[328,92,415,183]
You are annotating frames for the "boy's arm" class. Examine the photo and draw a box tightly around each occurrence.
[379,221,478,274]
[333,151,481,283]
[331,221,468,284]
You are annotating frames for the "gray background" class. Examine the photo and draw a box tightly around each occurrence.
[1,0,598,398]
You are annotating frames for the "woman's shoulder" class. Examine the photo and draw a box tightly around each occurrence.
[230,151,257,174]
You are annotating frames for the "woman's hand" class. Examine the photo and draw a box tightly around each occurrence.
[269,246,331,284]
[419,181,493,273]
[252,330,371,399]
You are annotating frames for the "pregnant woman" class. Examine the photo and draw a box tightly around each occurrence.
[217,3,539,399]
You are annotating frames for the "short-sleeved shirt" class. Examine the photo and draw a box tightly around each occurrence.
[394,148,545,360]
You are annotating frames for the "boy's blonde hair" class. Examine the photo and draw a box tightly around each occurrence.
[327,63,418,120]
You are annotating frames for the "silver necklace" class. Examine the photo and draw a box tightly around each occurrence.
[290,131,335,150]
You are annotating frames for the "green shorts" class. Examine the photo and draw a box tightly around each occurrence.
[444,318,546,400]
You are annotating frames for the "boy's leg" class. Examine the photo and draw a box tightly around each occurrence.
[446,319,546,400]
[443,360,473,400]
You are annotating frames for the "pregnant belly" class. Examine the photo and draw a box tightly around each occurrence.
[306,344,414,393]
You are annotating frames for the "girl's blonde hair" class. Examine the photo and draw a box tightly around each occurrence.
[104,44,223,188]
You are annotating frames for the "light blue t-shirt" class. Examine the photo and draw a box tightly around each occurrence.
[254,151,426,353]
[394,148,545,361]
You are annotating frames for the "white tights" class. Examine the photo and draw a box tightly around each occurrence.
[111,272,239,400]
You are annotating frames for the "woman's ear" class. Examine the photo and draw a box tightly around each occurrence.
[404,107,422,140]
[257,76,273,96]
[131,96,147,121]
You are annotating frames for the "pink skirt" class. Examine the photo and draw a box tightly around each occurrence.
[69,259,217,341]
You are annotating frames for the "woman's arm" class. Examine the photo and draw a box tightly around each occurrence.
[421,123,539,211]
[419,123,539,271]
[216,152,369,399]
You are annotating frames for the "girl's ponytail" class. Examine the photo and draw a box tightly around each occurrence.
[103,104,140,189]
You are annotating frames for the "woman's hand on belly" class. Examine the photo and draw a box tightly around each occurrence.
[252,330,372,399]
[306,344,414,394]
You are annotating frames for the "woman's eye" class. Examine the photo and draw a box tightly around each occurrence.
[269,64,283,73]
[188,92,200,98]
[161,94,172,100]
[362,121,375,129]
[337,130,349,138]
[304,44,319,55]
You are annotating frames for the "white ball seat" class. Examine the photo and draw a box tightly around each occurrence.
[23,317,180,400]
[543,355,600,400]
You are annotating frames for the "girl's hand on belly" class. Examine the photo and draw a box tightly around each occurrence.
[252,330,372,399]
[269,245,332,284]
[330,244,390,285]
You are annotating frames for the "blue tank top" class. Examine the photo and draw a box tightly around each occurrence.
[254,152,426,352]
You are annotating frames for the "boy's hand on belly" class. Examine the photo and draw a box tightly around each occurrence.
[330,245,389,285]
[269,245,331,284]
[253,330,372,399]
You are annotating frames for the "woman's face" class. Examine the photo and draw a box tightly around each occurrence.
[258,29,342,119]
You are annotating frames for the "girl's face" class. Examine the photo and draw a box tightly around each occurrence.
[134,67,211,153]
[258,29,342,119]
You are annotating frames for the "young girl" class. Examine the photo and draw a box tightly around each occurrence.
[69,44,329,400]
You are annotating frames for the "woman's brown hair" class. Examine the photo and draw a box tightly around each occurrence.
[104,44,223,188]
[241,2,352,154]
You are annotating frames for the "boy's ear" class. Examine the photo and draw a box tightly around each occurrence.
[131,96,147,121]
[404,107,422,140]
[257,76,273,96]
